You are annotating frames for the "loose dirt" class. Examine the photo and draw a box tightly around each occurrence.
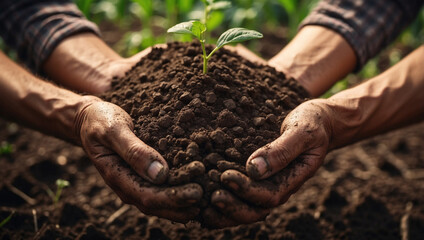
[101,41,308,219]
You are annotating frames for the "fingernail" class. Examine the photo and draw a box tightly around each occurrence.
[249,156,269,178]
[147,161,164,181]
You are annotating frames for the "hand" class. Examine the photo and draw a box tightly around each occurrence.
[93,44,167,93]
[43,32,167,94]
[209,100,332,227]
[74,96,203,223]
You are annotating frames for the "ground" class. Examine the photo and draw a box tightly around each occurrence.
[1,113,424,239]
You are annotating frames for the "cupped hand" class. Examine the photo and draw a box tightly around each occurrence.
[209,100,333,227]
[74,96,203,223]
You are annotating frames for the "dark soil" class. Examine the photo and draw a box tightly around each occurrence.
[101,41,308,219]
[2,119,424,239]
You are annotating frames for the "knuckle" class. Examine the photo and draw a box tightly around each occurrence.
[86,123,106,141]
[271,146,291,168]
[125,144,148,166]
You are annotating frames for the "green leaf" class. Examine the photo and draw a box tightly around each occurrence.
[56,179,70,188]
[167,21,206,40]
[0,211,14,228]
[278,0,296,14]
[207,1,231,11]
[216,28,263,48]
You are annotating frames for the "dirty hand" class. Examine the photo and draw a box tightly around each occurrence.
[74,96,203,223]
[210,100,332,227]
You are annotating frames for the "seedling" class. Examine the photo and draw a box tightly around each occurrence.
[167,0,263,74]
[0,141,13,156]
[46,179,70,206]
[0,211,14,228]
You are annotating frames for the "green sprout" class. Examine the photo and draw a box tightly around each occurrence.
[167,0,263,74]
[0,141,13,156]
[0,211,14,228]
[46,179,70,206]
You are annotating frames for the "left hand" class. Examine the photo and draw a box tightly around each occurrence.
[94,44,167,93]
[75,96,203,223]
[206,100,332,228]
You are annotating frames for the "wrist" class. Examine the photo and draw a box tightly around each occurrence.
[43,33,122,94]
[269,26,356,97]
[73,95,103,145]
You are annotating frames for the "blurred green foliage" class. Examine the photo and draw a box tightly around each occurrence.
[72,0,318,56]
[0,141,13,156]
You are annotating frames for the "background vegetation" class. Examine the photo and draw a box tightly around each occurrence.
[0,0,423,97]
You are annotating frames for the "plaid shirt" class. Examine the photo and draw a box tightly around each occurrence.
[0,0,100,73]
[301,0,424,71]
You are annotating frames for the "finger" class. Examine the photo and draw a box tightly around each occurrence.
[201,207,240,229]
[91,153,203,209]
[246,129,309,180]
[104,114,169,184]
[221,170,279,207]
[211,189,270,224]
[223,155,321,208]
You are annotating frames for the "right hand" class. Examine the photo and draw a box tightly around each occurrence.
[212,100,333,227]
[74,96,203,223]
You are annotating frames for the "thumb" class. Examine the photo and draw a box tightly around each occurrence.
[109,126,169,184]
[246,129,306,180]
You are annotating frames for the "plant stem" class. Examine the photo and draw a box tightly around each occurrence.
[207,47,220,60]
[54,187,63,205]
[200,40,208,74]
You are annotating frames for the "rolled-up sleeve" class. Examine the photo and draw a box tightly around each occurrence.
[300,0,423,71]
[0,0,100,73]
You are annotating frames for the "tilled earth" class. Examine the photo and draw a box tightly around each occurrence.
[1,120,424,239]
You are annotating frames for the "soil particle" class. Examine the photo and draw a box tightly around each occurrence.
[204,153,223,165]
[223,99,236,110]
[158,138,167,151]
[253,117,266,127]
[217,109,238,127]
[205,91,217,104]
[177,109,195,123]
[209,129,227,145]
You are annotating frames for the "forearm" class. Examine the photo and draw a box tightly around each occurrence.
[43,33,122,94]
[269,26,357,97]
[322,45,424,149]
[0,51,99,144]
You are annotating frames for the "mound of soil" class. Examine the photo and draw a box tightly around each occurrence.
[101,41,308,218]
